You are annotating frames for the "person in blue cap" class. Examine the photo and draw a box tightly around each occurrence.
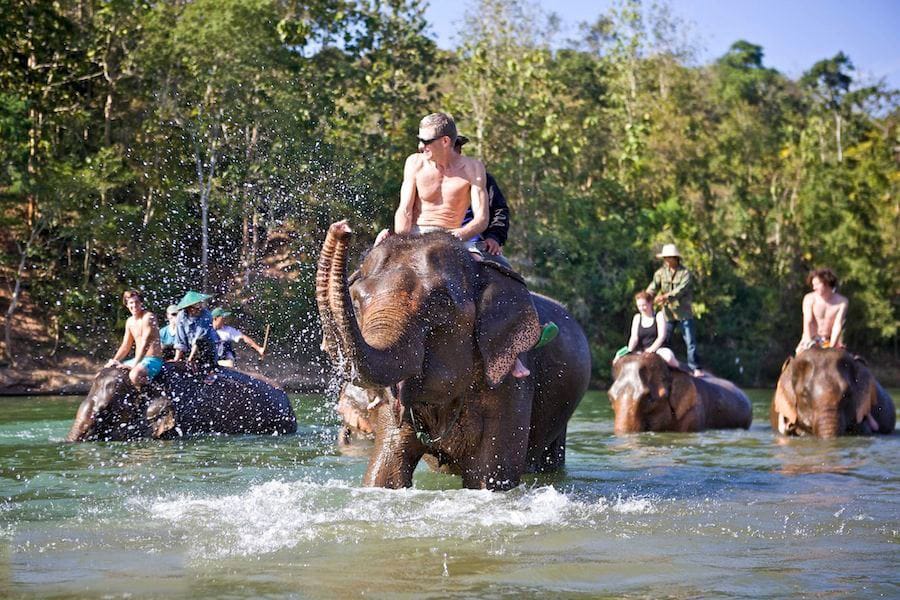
[172,291,219,367]
[158,303,179,358]
[211,307,265,367]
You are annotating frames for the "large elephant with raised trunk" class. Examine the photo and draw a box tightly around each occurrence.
[66,363,297,441]
[317,220,591,490]
[771,347,895,437]
[608,353,752,433]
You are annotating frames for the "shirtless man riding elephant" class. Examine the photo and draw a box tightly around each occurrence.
[375,112,554,379]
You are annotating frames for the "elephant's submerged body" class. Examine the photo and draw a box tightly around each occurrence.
[67,363,297,441]
[318,221,591,490]
[771,347,895,437]
[608,353,752,433]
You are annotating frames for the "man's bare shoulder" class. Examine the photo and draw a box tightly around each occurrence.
[832,292,849,306]
[459,155,486,183]
[802,292,816,305]
[404,153,426,170]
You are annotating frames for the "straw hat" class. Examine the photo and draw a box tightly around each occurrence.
[175,291,212,310]
[656,244,681,258]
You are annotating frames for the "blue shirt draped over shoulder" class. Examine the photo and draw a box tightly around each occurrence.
[174,309,220,353]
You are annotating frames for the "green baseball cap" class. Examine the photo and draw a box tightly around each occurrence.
[175,291,212,310]
[211,308,232,318]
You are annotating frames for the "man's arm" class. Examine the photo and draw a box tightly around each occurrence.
[800,293,816,343]
[646,271,659,296]
[666,268,692,300]
[451,159,488,240]
[394,154,421,234]
[829,298,848,347]
[239,332,266,357]
[106,320,134,366]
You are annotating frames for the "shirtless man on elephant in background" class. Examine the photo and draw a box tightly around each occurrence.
[796,267,849,354]
[106,290,164,389]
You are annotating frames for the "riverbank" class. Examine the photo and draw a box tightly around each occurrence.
[0,351,331,396]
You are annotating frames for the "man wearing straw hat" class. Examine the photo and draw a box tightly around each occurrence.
[646,244,704,377]
[172,291,219,367]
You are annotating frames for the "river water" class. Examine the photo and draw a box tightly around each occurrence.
[1,389,897,598]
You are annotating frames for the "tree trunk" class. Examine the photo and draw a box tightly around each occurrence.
[4,226,41,365]
[834,111,843,163]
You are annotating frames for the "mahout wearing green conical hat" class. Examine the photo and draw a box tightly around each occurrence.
[175,291,212,310]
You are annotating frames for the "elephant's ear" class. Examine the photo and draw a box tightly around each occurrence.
[474,264,541,387]
[146,396,176,438]
[774,356,799,428]
[848,358,877,425]
[668,371,696,422]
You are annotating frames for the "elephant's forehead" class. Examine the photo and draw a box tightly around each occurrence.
[610,362,649,397]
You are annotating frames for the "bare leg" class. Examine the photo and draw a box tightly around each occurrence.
[129,365,148,389]
[865,413,880,432]
[512,356,530,378]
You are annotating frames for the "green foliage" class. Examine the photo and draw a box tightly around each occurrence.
[0,0,896,385]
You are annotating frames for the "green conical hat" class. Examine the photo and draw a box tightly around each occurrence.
[175,291,212,310]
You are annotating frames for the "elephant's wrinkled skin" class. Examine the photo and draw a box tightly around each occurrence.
[66,363,297,441]
[317,221,591,490]
[608,353,752,433]
[771,347,895,437]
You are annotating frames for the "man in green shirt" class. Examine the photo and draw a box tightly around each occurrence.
[646,244,704,377]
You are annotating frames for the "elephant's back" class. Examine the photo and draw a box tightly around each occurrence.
[527,293,592,457]
[695,375,752,429]
[162,367,297,435]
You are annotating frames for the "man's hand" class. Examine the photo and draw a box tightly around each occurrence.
[374,228,391,246]
[654,293,668,305]
[105,359,121,368]
[449,228,465,241]
[482,238,502,255]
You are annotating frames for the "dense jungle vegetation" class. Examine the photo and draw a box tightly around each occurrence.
[1,0,897,385]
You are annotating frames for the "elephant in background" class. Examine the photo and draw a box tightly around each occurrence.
[771,347,895,437]
[66,363,297,441]
[608,353,752,433]
[335,381,377,446]
[317,221,591,490]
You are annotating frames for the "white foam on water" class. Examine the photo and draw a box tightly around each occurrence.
[143,480,663,558]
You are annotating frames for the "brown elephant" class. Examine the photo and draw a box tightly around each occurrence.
[67,363,297,441]
[316,221,592,491]
[771,347,896,437]
[608,353,752,433]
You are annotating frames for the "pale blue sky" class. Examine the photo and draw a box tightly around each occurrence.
[424,0,900,88]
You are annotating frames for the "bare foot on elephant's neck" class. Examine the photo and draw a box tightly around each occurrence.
[512,357,530,378]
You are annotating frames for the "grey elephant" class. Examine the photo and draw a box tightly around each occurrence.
[317,220,591,491]
[67,363,297,441]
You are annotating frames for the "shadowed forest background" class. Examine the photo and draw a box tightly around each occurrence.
[1,0,897,386]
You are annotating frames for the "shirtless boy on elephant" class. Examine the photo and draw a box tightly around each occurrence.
[796,267,848,354]
[106,290,164,388]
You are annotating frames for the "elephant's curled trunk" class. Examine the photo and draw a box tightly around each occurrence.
[316,221,341,362]
[325,222,423,388]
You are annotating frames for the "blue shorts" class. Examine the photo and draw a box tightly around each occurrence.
[123,356,164,380]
